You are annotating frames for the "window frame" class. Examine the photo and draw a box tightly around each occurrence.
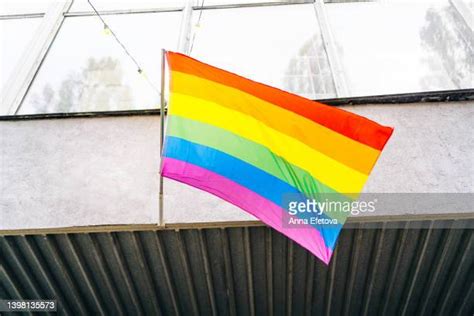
[0,0,472,116]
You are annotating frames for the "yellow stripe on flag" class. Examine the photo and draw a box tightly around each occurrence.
[169,92,369,193]
[171,70,381,175]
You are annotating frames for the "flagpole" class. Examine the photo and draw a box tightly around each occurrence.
[159,48,166,227]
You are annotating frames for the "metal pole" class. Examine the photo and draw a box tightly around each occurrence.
[159,48,166,227]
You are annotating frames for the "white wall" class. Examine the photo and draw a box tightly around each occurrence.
[1,101,473,230]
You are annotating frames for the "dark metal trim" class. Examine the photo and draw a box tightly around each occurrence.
[316,88,474,106]
[0,109,162,121]
[1,89,472,121]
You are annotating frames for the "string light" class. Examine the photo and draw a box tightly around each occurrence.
[189,0,205,54]
[87,0,160,95]
[102,24,111,36]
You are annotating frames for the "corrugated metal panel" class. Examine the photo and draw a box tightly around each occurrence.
[1,219,473,315]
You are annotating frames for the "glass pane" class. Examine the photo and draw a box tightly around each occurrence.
[19,12,181,114]
[69,0,184,12]
[326,0,474,96]
[190,3,336,99]
[0,18,42,97]
[0,0,54,15]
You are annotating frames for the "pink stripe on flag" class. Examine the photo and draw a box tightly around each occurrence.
[162,157,333,264]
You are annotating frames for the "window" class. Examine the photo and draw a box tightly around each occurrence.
[0,0,471,115]
[0,18,42,98]
[326,0,474,96]
[190,3,337,99]
[19,12,181,114]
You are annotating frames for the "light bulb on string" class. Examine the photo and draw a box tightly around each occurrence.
[138,68,149,80]
[87,0,161,96]
[103,24,112,36]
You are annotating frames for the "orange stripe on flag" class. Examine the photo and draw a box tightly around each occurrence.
[166,51,394,151]
[169,70,381,175]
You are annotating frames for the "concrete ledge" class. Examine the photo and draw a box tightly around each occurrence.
[1,101,473,230]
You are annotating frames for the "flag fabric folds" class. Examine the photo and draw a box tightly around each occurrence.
[161,51,393,264]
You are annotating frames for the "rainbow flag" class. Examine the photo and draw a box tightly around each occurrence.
[161,52,393,264]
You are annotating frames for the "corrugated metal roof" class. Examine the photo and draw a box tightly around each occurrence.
[1,218,473,315]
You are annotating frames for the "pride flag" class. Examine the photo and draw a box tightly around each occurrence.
[161,52,393,264]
